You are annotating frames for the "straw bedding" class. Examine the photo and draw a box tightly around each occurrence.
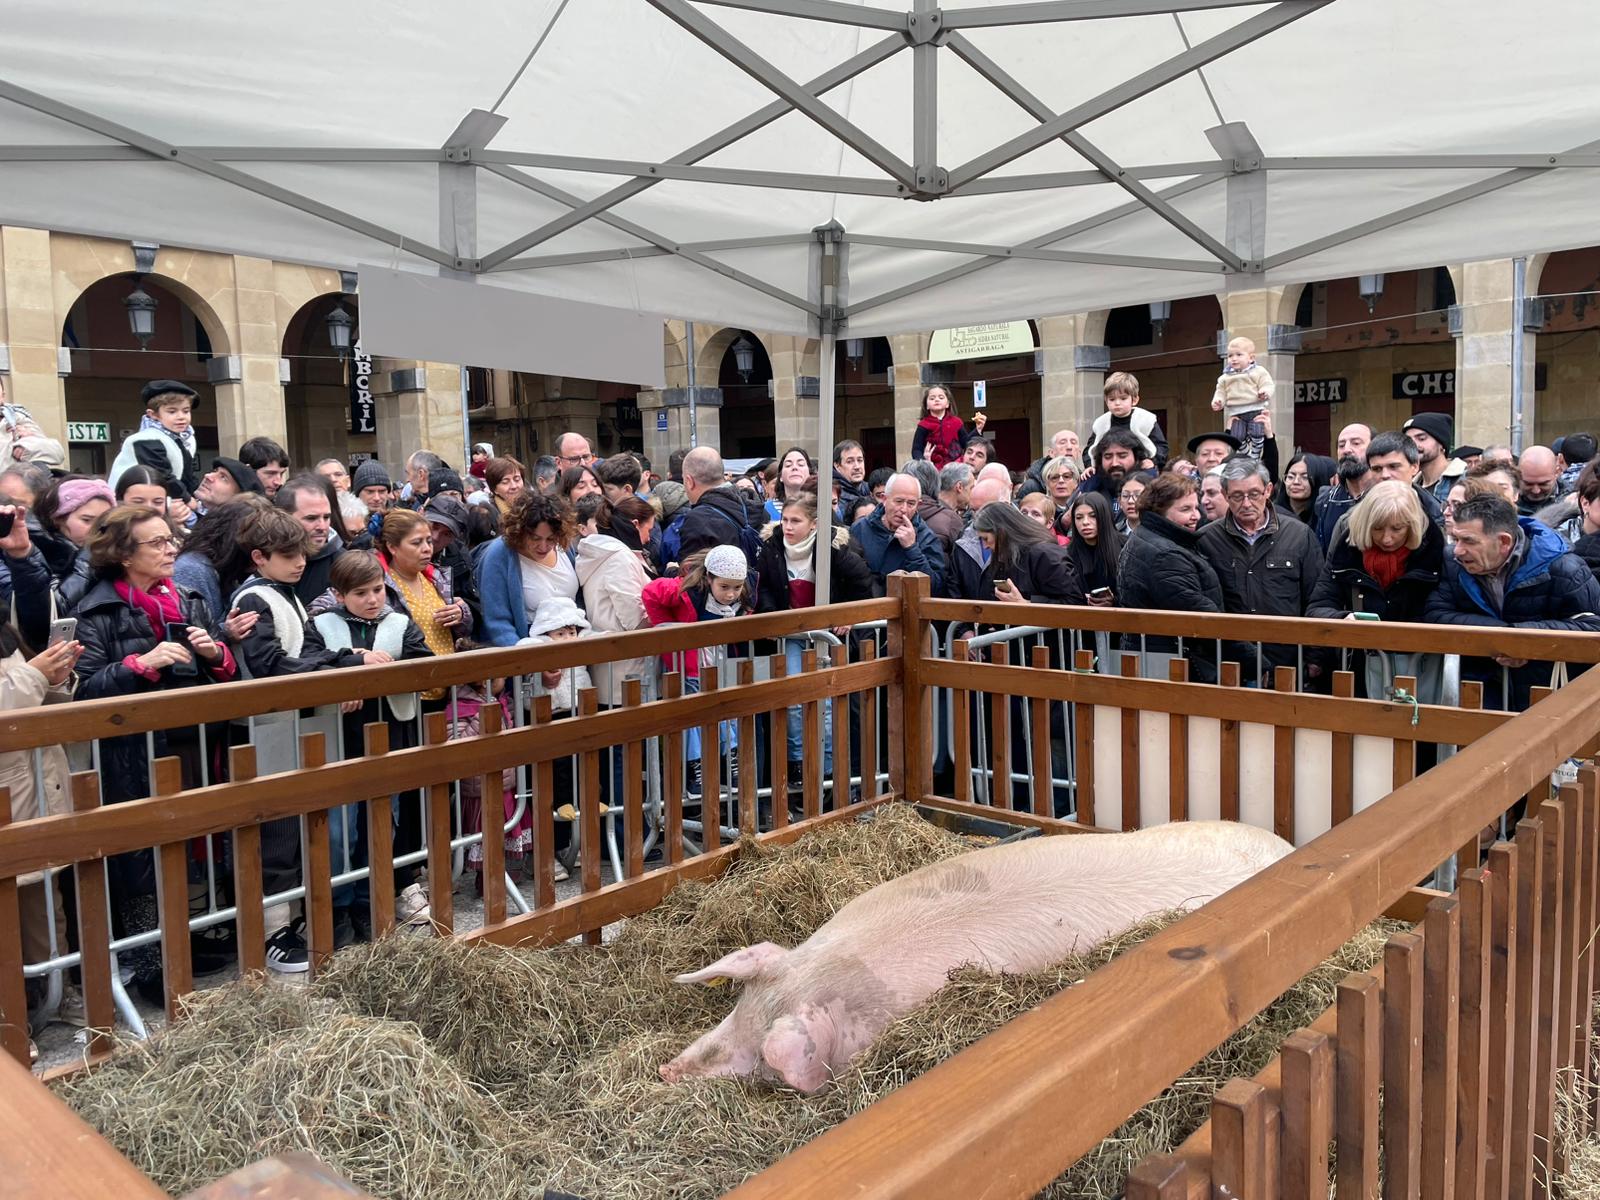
[57,805,1396,1200]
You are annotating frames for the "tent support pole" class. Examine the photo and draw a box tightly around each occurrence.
[814,222,846,610]
[686,321,699,449]
[1511,256,1527,455]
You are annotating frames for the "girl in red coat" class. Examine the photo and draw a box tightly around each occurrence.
[910,384,986,468]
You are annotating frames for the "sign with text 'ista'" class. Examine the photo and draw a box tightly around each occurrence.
[928,321,1035,362]
[66,421,110,443]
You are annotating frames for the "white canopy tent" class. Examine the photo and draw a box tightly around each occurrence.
[4,0,1597,599]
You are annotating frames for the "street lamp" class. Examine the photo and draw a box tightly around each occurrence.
[1148,299,1171,338]
[1358,274,1385,314]
[124,284,158,349]
[732,335,755,381]
[325,303,355,359]
[844,337,864,361]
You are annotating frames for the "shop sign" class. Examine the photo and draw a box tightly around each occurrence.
[928,321,1035,362]
[1293,378,1347,405]
[349,340,376,435]
[66,421,110,443]
[1392,370,1455,399]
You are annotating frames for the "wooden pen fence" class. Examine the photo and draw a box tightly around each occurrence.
[0,572,1597,1198]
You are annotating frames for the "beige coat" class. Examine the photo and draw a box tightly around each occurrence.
[574,535,654,706]
[0,651,74,884]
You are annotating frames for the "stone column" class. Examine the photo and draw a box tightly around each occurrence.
[888,332,927,464]
[1453,258,1537,450]
[1219,286,1299,450]
[374,360,467,472]
[0,226,68,438]
[768,334,819,452]
[1037,314,1110,449]
[210,255,289,453]
[638,386,722,467]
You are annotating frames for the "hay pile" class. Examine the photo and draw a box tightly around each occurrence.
[57,805,1394,1200]
[1556,1000,1600,1199]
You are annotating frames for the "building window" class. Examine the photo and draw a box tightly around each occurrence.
[1105,305,1154,348]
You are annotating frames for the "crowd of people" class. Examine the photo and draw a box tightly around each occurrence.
[6,371,1600,1053]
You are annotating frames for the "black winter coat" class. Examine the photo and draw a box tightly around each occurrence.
[231,578,364,678]
[997,540,1084,606]
[1199,509,1327,680]
[74,576,231,804]
[1116,511,1229,679]
[1305,521,1445,622]
[33,520,92,614]
[754,524,875,613]
[676,486,763,563]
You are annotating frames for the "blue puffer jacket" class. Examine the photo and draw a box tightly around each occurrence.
[1424,517,1600,707]
[850,507,947,596]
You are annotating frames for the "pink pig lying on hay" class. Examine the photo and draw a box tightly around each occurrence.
[660,820,1293,1093]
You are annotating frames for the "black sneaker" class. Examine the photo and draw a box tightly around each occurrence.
[350,906,373,944]
[191,925,235,976]
[265,917,309,974]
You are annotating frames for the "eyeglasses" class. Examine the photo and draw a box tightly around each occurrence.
[1228,489,1269,502]
[135,535,181,550]
[558,453,593,466]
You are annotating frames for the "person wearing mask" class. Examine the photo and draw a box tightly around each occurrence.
[851,473,947,596]
[1307,479,1446,700]
[1199,456,1326,686]
[1116,472,1231,681]
[1274,453,1336,525]
[74,505,236,999]
[576,495,657,708]
[1425,492,1600,709]
[478,490,580,646]
[1063,492,1123,607]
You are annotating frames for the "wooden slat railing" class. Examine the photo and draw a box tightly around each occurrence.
[723,627,1600,1199]
[1127,768,1600,1199]
[0,598,899,750]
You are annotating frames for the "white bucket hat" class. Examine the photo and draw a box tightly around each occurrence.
[529,596,590,637]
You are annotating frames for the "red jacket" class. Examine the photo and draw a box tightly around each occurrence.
[913,414,968,468]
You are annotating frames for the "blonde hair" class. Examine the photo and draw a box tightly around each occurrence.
[1227,335,1256,356]
[1346,479,1425,551]
[1103,371,1140,400]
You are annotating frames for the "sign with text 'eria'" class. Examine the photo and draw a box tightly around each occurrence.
[928,321,1035,363]
[66,421,109,443]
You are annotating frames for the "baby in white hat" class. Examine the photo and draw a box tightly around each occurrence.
[520,595,593,713]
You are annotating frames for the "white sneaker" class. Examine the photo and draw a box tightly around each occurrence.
[552,861,570,883]
[396,882,432,927]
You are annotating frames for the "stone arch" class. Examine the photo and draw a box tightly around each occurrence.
[52,235,235,359]
[280,291,366,466]
[1080,308,1111,347]
[694,325,778,381]
[1272,282,1309,329]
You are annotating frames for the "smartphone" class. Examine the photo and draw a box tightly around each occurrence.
[163,621,198,676]
[1351,611,1381,621]
[46,617,76,648]
[1088,587,1112,599]
[0,511,13,538]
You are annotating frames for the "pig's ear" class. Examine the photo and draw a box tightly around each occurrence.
[762,1012,834,1094]
[673,941,789,985]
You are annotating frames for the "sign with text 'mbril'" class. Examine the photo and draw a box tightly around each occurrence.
[349,340,376,435]
[928,321,1035,362]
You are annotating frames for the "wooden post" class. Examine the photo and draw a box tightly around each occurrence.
[766,655,788,829]
[356,726,395,937]
[990,642,1011,811]
[951,638,972,803]
[1119,652,1139,830]
[422,713,453,937]
[1533,800,1567,1195]
[577,688,603,944]
[660,678,685,861]
[1073,647,1096,826]
[1280,1028,1333,1200]
[1510,818,1545,1200]
[1336,972,1382,1198]
[1485,842,1519,1200]
[68,774,114,1055]
[1029,644,1051,818]
[0,787,27,1065]
[151,757,192,1022]
[1456,869,1491,1200]
[1384,929,1425,1200]
[1331,670,1356,827]
[859,640,879,802]
[1219,660,1241,822]
[801,649,823,821]
[735,663,758,831]
[1421,896,1460,1200]
[830,642,852,813]
[700,663,722,850]
[623,677,648,875]
[1125,1154,1189,1200]
[886,572,932,804]
[1212,1079,1270,1199]
[1167,658,1189,822]
[299,733,334,974]
[530,694,559,908]
[1273,665,1297,845]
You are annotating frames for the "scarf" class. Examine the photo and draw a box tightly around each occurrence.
[139,412,196,458]
[1362,544,1411,593]
[704,595,742,619]
[115,578,185,639]
[783,531,817,581]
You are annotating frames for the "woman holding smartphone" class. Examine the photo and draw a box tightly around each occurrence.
[1061,492,1123,607]
[970,503,1083,606]
[73,505,236,1000]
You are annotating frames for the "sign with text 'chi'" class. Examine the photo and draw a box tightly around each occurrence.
[928,321,1035,363]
